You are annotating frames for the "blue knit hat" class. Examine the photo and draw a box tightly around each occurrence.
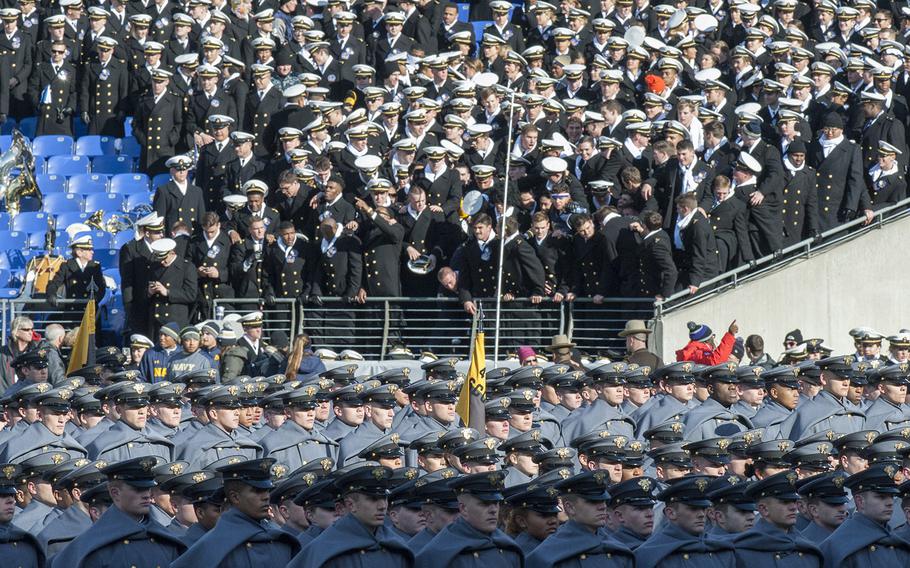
[687,321,713,342]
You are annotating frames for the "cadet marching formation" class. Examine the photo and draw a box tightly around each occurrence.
[0,317,910,566]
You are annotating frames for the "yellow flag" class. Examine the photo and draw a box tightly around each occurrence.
[66,299,96,374]
[456,331,486,430]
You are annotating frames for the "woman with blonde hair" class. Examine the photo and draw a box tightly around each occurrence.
[284,333,325,382]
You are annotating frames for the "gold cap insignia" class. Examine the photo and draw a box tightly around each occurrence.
[2,466,16,479]
[866,432,878,443]
[556,448,571,458]
[192,472,206,483]
[681,362,693,372]
[833,476,844,488]
[558,468,571,479]
[843,355,855,365]
[638,478,652,492]
[170,463,185,475]
[51,453,65,464]
[547,487,559,498]
[593,471,607,484]
[523,389,534,401]
[671,422,683,433]
[532,368,542,378]
[786,472,798,485]
[405,469,418,480]
[36,383,51,393]
[717,438,730,451]
[695,478,708,492]
[390,433,401,445]
[530,430,541,441]
[885,464,897,478]
[778,441,792,452]
[442,469,456,479]
[484,438,497,450]
[226,385,239,396]
[614,436,627,448]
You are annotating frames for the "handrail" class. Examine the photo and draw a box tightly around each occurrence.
[656,197,910,314]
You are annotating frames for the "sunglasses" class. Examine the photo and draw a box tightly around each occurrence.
[52,49,66,54]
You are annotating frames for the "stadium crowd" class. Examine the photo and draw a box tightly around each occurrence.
[0,0,906,564]
[17,0,909,349]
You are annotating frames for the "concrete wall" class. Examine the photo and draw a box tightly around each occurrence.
[653,217,910,362]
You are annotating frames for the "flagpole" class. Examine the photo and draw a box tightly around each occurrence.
[493,88,518,365]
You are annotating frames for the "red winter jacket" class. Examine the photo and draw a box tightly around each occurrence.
[675,332,736,365]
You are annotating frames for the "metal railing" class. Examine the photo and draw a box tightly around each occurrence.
[214,296,654,360]
[655,197,910,315]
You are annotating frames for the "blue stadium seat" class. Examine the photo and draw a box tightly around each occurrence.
[151,173,171,191]
[26,231,49,250]
[67,173,108,194]
[84,192,123,213]
[17,196,41,213]
[118,136,141,158]
[123,118,133,139]
[42,192,82,214]
[32,135,75,157]
[55,211,90,228]
[89,230,112,249]
[458,3,469,22]
[17,117,36,140]
[36,173,67,194]
[33,157,46,174]
[124,192,152,211]
[53,230,70,251]
[75,135,117,157]
[46,155,90,176]
[472,21,492,47]
[92,155,133,174]
[10,211,49,233]
[112,231,134,250]
[0,230,29,251]
[0,135,11,153]
[94,248,118,270]
[0,213,10,230]
[73,118,88,140]
[110,173,149,194]
[0,118,15,135]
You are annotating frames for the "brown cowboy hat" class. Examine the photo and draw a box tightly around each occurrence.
[618,320,652,338]
[546,334,576,351]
